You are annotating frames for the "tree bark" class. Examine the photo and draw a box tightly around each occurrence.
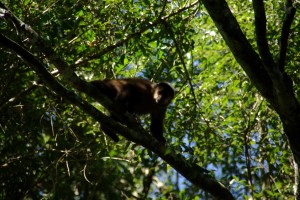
[202,0,300,198]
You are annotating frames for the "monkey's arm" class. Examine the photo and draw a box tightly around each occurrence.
[150,108,167,144]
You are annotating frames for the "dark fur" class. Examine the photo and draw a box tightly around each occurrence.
[91,78,175,143]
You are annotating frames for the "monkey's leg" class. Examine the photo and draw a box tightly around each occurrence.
[101,114,120,142]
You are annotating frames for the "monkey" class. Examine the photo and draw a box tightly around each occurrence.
[91,78,175,143]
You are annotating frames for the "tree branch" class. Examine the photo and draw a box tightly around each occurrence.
[0,33,235,200]
[252,0,276,69]
[162,20,199,109]
[73,0,200,67]
[278,0,296,71]
[0,33,119,141]
[202,0,273,100]
[0,84,38,112]
[202,0,300,198]
[0,4,130,125]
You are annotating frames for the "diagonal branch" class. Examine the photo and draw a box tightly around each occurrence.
[162,20,199,109]
[202,0,273,101]
[252,0,276,69]
[0,33,120,141]
[278,0,296,71]
[0,33,235,200]
[0,4,128,123]
[202,1,300,198]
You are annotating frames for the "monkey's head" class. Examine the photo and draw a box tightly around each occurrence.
[153,82,175,106]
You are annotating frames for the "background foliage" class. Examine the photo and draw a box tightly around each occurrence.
[0,0,299,199]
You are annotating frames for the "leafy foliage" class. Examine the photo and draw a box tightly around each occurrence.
[0,0,299,199]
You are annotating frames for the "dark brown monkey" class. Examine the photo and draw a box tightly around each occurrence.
[91,78,175,143]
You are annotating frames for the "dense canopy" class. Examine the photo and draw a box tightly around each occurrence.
[0,0,299,199]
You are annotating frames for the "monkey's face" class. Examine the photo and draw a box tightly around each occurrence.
[153,83,175,106]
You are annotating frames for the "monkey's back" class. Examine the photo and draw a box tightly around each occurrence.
[103,78,157,114]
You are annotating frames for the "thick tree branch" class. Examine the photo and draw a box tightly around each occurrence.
[202,0,300,198]
[201,0,273,100]
[201,0,300,125]
[252,0,276,69]
[0,33,120,141]
[0,33,235,200]
[0,4,135,129]
[278,1,296,71]
[0,4,232,196]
